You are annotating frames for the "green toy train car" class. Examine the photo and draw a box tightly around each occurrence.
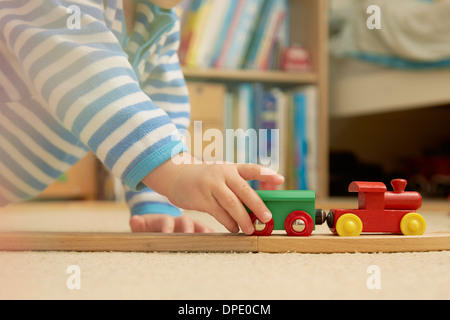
[248,190,327,236]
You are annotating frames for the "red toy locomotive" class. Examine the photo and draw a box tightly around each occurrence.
[327,179,426,236]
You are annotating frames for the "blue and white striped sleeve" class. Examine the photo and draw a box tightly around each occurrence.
[123,12,189,217]
[0,0,188,192]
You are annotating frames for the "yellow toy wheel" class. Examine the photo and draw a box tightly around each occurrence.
[400,213,426,236]
[336,214,363,237]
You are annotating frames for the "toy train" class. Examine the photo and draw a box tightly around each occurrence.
[248,178,426,237]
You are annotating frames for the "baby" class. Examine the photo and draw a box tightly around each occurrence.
[0,0,284,235]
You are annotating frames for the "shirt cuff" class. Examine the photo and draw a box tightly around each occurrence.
[130,202,182,217]
[124,140,188,191]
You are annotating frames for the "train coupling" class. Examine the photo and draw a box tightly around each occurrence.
[315,209,327,225]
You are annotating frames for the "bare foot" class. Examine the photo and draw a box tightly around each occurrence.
[130,214,214,233]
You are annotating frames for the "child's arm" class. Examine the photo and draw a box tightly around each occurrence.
[123,9,210,232]
[0,1,186,193]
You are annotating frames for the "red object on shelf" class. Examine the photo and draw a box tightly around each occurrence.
[281,46,311,72]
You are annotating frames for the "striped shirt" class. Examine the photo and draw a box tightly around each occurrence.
[0,0,190,217]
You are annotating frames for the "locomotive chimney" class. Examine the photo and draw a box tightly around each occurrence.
[391,179,407,192]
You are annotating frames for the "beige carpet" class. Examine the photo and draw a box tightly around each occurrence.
[0,201,449,300]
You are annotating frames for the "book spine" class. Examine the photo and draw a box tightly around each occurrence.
[271,87,287,189]
[179,0,204,65]
[225,0,264,69]
[259,89,278,190]
[210,0,239,67]
[243,0,273,69]
[185,0,212,68]
[255,1,286,70]
[195,1,230,68]
[214,0,246,69]
[304,86,318,191]
[293,91,308,190]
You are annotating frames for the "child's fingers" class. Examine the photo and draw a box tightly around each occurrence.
[130,214,215,234]
[129,215,146,233]
[194,222,214,233]
[175,215,195,233]
[237,164,285,184]
[160,216,176,233]
[227,175,272,224]
[213,186,254,235]
[129,214,176,233]
[207,195,240,233]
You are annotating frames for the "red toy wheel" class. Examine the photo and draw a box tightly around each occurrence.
[284,211,314,236]
[249,213,274,236]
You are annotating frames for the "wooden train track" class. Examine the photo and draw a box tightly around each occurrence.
[0,231,449,253]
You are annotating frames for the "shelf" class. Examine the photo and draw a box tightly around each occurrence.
[330,67,450,118]
[182,67,318,84]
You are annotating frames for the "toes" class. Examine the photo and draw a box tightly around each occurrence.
[129,215,146,233]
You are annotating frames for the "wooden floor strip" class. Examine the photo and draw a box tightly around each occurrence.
[0,232,449,253]
[257,232,450,253]
[0,232,258,253]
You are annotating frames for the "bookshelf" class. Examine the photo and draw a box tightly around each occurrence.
[182,67,318,84]
[182,0,329,198]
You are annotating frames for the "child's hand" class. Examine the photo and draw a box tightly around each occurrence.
[142,152,285,235]
[130,214,214,233]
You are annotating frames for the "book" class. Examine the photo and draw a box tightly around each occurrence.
[184,0,213,68]
[179,0,206,65]
[214,0,247,68]
[290,86,319,191]
[271,87,288,188]
[176,0,192,29]
[258,88,278,190]
[207,83,318,191]
[195,0,231,68]
[180,0,293,71]
[209,0,239,67]
[303,86,319,191]
[254,0,287,70]
[224,0,265,69]
[292,90,308,190]
[236,83,254,164]
[242,0,274,69]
